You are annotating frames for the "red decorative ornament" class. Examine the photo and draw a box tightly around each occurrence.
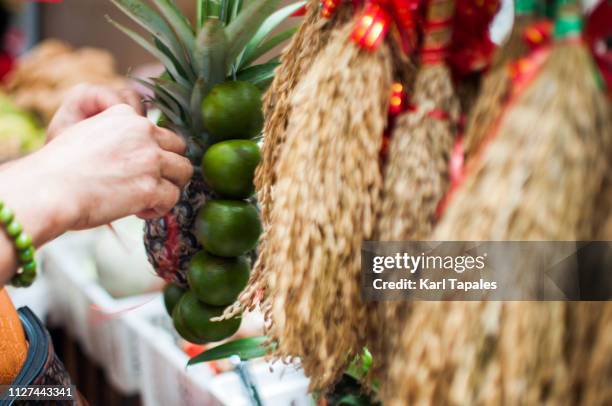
[291,4,308,16]
[585,0,612,94]
[352,2,394,50]
[389,81,407,115]
[321,0,343,18]
[381,82,407,161]
[448,0,500,77]
[523,19,553,50]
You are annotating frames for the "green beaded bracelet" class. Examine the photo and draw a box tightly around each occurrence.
[0,201,37,287]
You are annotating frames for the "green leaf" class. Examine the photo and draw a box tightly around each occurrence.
[337,394,377,406]
[190,78,206,140]
[197,0,206,29]
[230,0,243,21]
[236,61,279,87]
[241,27,296,68]
[154,37,191,81]
[224,0,281,67]
[150,0,195,61]
[188,336,271,365]
[219,0,231,24]
[194,19,228,85]
[345,348,373,382]
[148,98,184,126]
[239,1,304,68]
[152,78,191,111]
[106,17,189,87]
[110,0,191,79]
[132,77,182,117]
[206,0,224,21]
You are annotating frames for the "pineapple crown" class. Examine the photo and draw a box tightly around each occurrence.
[109,0,304,156]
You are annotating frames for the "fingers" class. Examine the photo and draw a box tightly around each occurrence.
[117,88,144,115]
[79,86,125,118]
[159,151,193,188]
[149,179,181,216]
[152,126,187,155]
[78,85,143,118]
[48,84,144,142]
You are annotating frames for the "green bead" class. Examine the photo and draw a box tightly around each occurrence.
[6,221,22,238]
[0,206,14,225]
[18,247,34,263]
[15,233,32,250]
[13,270,36,287]
[22,260,36,274]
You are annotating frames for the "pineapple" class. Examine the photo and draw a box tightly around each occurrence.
[110,0,304,287]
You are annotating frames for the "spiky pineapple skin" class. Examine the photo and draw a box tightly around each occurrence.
[143,174,212,287]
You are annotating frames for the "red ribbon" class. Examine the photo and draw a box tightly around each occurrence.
[321,0,343,18]
[320,0,419,53]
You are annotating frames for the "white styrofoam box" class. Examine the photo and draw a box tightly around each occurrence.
[42,231,158,395]
[125,297,311,406]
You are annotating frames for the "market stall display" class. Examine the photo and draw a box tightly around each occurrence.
[219,0,610,403]
[2,0,610,404]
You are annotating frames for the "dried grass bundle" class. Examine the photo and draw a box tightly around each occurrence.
[370,0,460,389]
[219,1,352,319]
[264,20,394,389]
[377,66,459,241]
[378,5,611,404]
[462,3,536,158]
[578,303,612,405]
[399,7,612,404]
[256,0,352,224]
[435,40,610,240]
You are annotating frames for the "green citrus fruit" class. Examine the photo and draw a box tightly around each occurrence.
[201,81,263,142]
[202,140,261,199]
[188,251,250,306]
[172,291,241,343]
[195,200,261,257]
[163,284,186,316]
[172,304,203,343]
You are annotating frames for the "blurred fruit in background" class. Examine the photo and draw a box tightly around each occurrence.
[3,39,127,124]
[0,91,43,163]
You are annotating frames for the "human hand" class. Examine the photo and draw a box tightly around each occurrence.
[47,84,143,142]
[0,104,192,243]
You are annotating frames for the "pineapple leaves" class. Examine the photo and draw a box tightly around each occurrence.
[188,336,271,365]
[224,0,282,68]
[198,0,223,26]
[133,78,186,126]
[240,27,296,68]
[190,78,207,141]
[194,19,228,89]
[106,17,190,87]
[152,78,191,111]
[235,61,279,90]
[150,0,195,55]
[110,0,193,80]
[239,1,304,68]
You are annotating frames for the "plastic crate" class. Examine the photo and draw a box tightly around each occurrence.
[124,297,311,406]
[42,231,157,395]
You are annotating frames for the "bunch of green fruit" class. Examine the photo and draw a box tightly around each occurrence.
[111,0,304,344]
[165,81,263,343]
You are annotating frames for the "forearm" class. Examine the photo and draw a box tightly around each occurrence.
[0,152,76,286]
